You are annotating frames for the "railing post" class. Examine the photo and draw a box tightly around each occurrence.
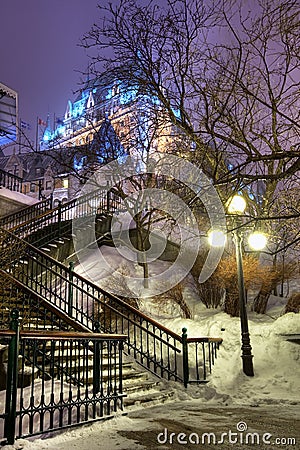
[57,200,62,238]
[68,261,74,317]
[93,321,101,395]
[106,181,110,212]
[49,193,53,209]
[182,327,189,388]
[119,340,123,396]
[4,309,20,445]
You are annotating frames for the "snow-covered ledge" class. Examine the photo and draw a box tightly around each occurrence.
[0,187,38,217]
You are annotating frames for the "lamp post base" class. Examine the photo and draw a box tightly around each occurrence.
[242,355,254,376]
[241,332,254,376]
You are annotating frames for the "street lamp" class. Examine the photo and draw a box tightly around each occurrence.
[208,194,267,377]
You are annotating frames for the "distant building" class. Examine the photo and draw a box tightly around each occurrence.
[40,74,176,156]
[0,82,18,148]
[0,73,180,203]
[0,149,72,205]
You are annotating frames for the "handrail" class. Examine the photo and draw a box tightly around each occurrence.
[0,173,200,235]
[0,168,23,193]
[0,311,126,444]
[0,270,91,332]
[1,228,185,381]
[0,180,223,385]
[8,187,114,244]
[0,329,127,340]
[1,214,223,384]
[2,229,184,342]
[0,184,111,234]
[186,337,223,343]
[0,197,53,229]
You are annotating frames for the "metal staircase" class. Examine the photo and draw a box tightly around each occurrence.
[1,188,222,386]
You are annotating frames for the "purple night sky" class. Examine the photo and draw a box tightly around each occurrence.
[1,0,104,142]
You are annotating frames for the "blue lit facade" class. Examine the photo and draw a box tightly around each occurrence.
[40,75,175,160]
[0,75,176,203]
[41,77,139,150]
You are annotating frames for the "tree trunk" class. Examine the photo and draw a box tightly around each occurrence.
[224,289,239,317]
[136,223,149,288]
[252,289,271,314]
[142,262,149,288]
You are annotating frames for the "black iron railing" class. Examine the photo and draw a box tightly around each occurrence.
[0,169,23,193]
[0,196,53,230]
[0,310,126,445]
[0,177,222,393]
[181,328,223,387]
[1,230,222,387]
[0,273,89,332]
[8,188,120,246]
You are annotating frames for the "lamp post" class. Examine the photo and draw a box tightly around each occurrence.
[233,226,254,376]
[208,194,267,377]
[228,194,254,376]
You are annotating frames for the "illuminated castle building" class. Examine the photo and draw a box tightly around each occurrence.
[41,75,174,156]
[0,74,177,205]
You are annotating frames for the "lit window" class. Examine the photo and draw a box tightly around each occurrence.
[63,178,69,189]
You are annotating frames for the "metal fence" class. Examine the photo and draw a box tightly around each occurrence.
[0,180,223,408]
[1,230,222,389]
[0,310,127,445]
[8,188,120,246]
[0,169,23,193]
[0,196,53,229]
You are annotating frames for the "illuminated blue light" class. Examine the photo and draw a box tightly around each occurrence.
[74,155,85,170]
[106,88,113,100]
[43,130,52,142]
[119,87,138,104]
[172,107,181,119]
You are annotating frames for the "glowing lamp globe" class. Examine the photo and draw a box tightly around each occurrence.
[248,232,267,251]
[208,230,226,247]
[227,195,247,214]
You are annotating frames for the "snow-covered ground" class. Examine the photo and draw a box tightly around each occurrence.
[2,247,299,449]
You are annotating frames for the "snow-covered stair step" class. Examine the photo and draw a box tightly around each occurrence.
[123,385,176,408]
[122,378,159,394]
[54,239,65,244]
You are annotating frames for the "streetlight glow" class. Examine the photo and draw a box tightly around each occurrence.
[208,230,226,247]
[248,231,267,251]
[207,194,268,377]
[227,195,247,214]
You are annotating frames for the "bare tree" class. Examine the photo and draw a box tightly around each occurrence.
[74,0,300,310]
[19,0,298,307]
[81,0,300,216]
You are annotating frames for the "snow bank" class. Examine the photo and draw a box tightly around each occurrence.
[74,247,300,407]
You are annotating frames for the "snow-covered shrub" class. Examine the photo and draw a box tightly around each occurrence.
[191,252,225,309]
[215,253,276,316]
[284,292,300,314]
[151,282,191,318]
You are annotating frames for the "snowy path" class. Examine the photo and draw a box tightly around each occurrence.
[6,401,300,450]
